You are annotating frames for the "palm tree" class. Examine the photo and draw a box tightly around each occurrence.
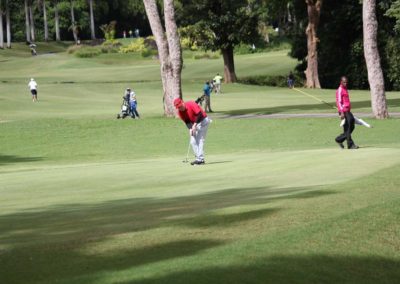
[70,0,78,43]
[24,0,31,42]
[40,0,49,41]
[28,0,36,42]
[0,1,4,49]
[53,0,60,41]
[5,0,10,48]
[88,0,95,39]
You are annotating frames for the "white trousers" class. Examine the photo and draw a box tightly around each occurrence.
[190,117,210,161]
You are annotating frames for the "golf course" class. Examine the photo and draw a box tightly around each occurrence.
[1,42,400,284]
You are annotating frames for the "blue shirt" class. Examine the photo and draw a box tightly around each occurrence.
[203,84,211,97]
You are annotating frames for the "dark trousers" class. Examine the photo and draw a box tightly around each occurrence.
[335,111,355,148]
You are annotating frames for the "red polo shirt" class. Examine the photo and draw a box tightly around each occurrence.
[177,101,207,123]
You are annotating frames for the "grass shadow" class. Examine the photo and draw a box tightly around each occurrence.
[0,154,44,166]
[220,98,400,117]
[0,186,337,284]
[124,255,400,284]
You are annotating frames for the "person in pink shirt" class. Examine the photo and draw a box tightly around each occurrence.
[335,76,358,149]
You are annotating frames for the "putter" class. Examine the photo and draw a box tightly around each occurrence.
[182,140,191,163]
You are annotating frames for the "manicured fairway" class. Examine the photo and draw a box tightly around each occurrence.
[1,44,399,284]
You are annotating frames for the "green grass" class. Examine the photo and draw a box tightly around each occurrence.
[0,42,399,284]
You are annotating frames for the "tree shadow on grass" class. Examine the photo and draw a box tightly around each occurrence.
[0,186,336,284]
[0,154,43,166]
[123,255,400,284]
[220,98,400,117]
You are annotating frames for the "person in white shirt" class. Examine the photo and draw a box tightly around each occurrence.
[28,78,38,102]
[213,73,223,94]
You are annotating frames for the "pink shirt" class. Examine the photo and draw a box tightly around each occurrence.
[336,84,351,112]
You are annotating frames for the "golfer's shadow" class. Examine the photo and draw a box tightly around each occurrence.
[206,161,233,165]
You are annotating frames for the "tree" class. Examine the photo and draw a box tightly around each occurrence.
[5,0,10,48]
[180,0,259,83]
[88,0,95,39]
[363,0,388,118]
[0,0,4,49]
[28,0,36,42]
[70,0,78,42]
[53,0,61,41]
[24,0,31,42]
[41,0,49,41]
[304,0,322,88]
[143,0,182,117]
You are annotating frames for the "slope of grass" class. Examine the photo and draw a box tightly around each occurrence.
[0,42,399,284]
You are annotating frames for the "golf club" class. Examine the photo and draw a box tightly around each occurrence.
[182,140,191,163]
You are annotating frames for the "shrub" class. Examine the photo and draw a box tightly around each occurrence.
[66,44,82,54]
[74,46,102,58]
[119,38,146,53]
[193,53,220,60]
[141,48,158,58]
[237,74,303,88]
[101,40,122,53]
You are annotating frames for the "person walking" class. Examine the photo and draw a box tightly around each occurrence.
[335,76,358,149]
[174,98,211,165]
[213,73,223,94]
[287,71,295,88]
[203,81,213,113]
[126,88,140,119]
[28,78,38,102]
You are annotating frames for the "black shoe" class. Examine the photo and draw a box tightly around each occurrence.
[190,160,205,165]
[336,141,344,149]
[348,144,359,149]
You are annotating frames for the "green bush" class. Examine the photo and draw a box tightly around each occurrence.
[237,74,302,88]
[101,40,122,53]
[74,46,102,58]
[141,48,158,58]
[119,38,146,53]
[66,44,82,54]
[193,53,220,60]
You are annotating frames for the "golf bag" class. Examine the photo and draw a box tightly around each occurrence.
[116,95,131,119]
[195,94,205,106]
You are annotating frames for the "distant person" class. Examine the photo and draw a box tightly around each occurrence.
[129,30,133,38]
[335,76,358,149]
[29,43,37,56]
[126,88,140,119]
[28,78,38,102]
[203,81,213,113]
[213,73,223,94]
[123,30,127,39]
[174,98,211,165]
[135,28,140,38]
[287,72,295,88]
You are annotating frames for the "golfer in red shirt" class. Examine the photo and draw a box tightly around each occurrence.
[174,98,211,165]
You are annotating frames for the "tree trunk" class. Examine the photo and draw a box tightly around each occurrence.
[24,0,31,42]
[143,0,182,117]
[363,0,388,118]
[221,46,237,83]
[54,0,60,41]
[305,0,321,88]
[29,4,36,42]
[70,1,78,43]
[89,0,95,40]
[6,0,11,48]
[43,0,48,41]
[0,8,4,49]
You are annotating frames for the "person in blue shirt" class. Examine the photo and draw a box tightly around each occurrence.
[203,81,213,113]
